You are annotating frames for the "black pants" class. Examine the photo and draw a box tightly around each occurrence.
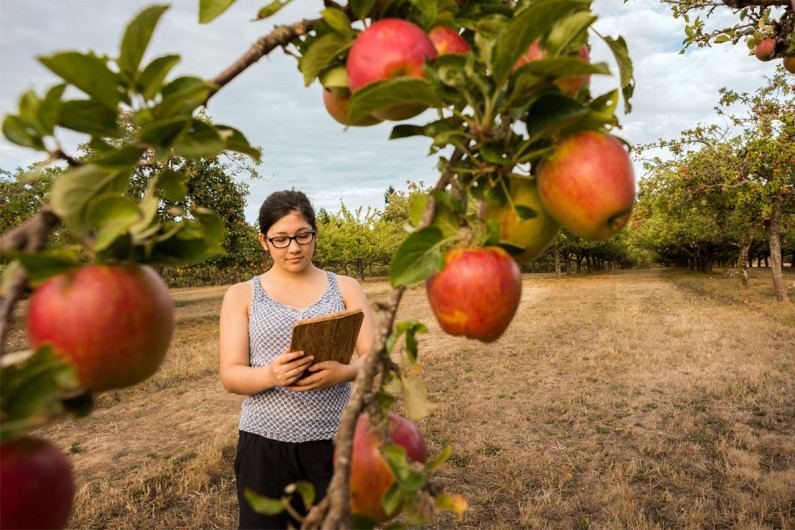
[234,431,335,530]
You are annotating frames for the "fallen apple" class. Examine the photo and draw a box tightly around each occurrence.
[1,437,74,530]
[426,246,522,342]
[26,264,175,392]
[537,131,635,241]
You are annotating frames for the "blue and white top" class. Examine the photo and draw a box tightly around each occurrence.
[238,271,351,442]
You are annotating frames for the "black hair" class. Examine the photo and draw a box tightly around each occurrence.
[258,189,317,236]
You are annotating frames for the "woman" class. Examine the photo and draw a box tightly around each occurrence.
[219,189,375,529]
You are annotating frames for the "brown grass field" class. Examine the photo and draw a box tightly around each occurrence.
[6,267,795,529]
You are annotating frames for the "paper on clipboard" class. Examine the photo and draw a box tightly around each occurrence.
[288,308,364,365]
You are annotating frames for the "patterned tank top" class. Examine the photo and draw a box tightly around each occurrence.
[238,271,351,442]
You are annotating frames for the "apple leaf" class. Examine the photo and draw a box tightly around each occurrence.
[86,194,143,252]
[0,346,82,443]
[172,119,226,158]
[350,514,377,530]
[400,374,436,420]
[216,125,262,161]
[426,444,452,471]
[38,84,66,136]
[389,226,446,287]
[382,445,426,492]
[153,76,216,119]
[158,169,189,202]
[199,0,237,23]
[407,193,429,227]
[348,78,440,126]
[321,7,353,35]
[92,145,146,170]
[514,205,538,220]
[4,249,81,284]
[139,116,191,148]
[381,483,408,522]
[492,0,590,84]
[431,189,466,214]
[38,52,123,109]
[1,115,46,150]
[59,99,121,138]
[524,93,587,143]
[386,320,428,366]
[434,492,468,519]
[243,488,285,516]
[284,481,315,508]
[119,5,169,79]
[349,0,377,20]
[600,35,634,113]
[299,33,353,87]
[545,12,596,56]
[256,0,293,20]
[139,54,181,100]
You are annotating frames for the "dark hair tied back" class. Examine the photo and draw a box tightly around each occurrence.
[258,189,316,235]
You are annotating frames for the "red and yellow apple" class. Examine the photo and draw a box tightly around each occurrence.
[479,177,560,265]
[784,55,795,74]
[1,437,74,529]
[26,264,175,392]
[347,412,427,524]
[512,41,590,97]
[428,26,470,56]
[754,39,776,61]
[321,67,382,126]
[537,131,635,241]
[426,247,522,342]
[347,18,438,121]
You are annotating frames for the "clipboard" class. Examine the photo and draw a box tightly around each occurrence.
[288,309,364,367]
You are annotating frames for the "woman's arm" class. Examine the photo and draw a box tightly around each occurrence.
[219,282,314,395]
[286,275,375,392]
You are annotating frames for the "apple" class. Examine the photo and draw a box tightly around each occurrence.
[346,412,427,524]
[512,41,590,97]
[26,264,175,392]
[754,39,776,61]
[537,131,635,241]
[428,26,470,56]
[426,246,522,342]
[347,18,438,121]
[479,177,560,265]
[1,437,74,529]
[321,66,382,126]
[784,55,795,74]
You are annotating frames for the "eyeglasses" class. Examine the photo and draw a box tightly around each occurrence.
[266,231,316,249]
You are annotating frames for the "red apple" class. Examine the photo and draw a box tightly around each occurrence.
[426,246,522,342]
[347,19,438,121]
[479,177,560,265]
[512,41,590,97]
[537,131,635,241]
[1,437,74,529]
[323,86,383,126]
[784,55,795,74]
[428,26,470,56]
[346,412,427,524]
[754,39,776,61]
[27,264,174,392]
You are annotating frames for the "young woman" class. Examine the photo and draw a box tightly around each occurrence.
[219,190,375,529]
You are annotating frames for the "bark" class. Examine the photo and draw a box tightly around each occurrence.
[768,195,789,302]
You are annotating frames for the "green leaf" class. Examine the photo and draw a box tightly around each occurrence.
[39,84,67,134]
[86,194,143,251]
[322,7,353,34]
[431,189,466,214]
[153,76,216,118]
[0,346,81,443]
[431,204,459,238]
[426,444,452,471]
[401,374,436,420]
[256,0,293,20]
[38,52,122,109]
[173,119,226,158]
[2,115,45,150]
[348,78,440,125]
[59,100,120,138]
[382,445,426,491]
[200,0,237,23]
[350,514,377,530]
[434,492,468,519]
[545,12,596,56]
[299,32,353,87]
[408,193,429,227]
[92,145,146,170]
[243,488,285,515]
[192,207,225,244]
[158,169,189,202]
[390,124,426,140]
[601,35,634,113]
[217,125,262,161]
[409,0,438,30]
[389,226,445,287]
[492,0,589,84]
[387,320,428,365]
[350,0,377,20]
[514,205,538,220]
[5,249,81,284]
[50,165,130,236]
[139,116,191,148]
[284,481,315,509]
[525,93,587,142]
[119,5,169,78]
[130,175,161,235]
[381,483,408,521]
[139,54,180,100]
[713,34,730,44]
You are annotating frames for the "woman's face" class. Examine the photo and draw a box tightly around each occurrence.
[259,210,317,272]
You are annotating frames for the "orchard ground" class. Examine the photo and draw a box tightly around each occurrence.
[6,267,795,528]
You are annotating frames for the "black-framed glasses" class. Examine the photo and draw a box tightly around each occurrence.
[266,231,316,249]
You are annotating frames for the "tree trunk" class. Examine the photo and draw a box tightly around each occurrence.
[703,250,714,275]
[768,195,789,302]
[554,242,561,279]
[566,254,571,275]
[576,254,582,274]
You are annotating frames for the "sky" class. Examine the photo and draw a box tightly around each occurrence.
[0,0,787,223]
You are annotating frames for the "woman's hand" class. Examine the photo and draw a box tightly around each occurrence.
[285,360,355,392]
[268,350,314,387]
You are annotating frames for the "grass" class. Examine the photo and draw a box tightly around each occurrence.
[5,268,795,528]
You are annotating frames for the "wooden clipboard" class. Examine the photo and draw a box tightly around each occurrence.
[288,309,364,366]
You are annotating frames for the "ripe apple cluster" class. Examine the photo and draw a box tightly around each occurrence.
[323,19,471,126]
[753,39,795,74]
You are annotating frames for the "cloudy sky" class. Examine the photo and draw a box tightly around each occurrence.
[0,0,787,222]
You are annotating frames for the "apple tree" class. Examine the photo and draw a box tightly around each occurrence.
[1,0,640,527]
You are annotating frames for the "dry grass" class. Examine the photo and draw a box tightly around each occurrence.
[5,268,794,528]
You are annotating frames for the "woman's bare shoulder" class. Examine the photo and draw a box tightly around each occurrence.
[223,280,254,306]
